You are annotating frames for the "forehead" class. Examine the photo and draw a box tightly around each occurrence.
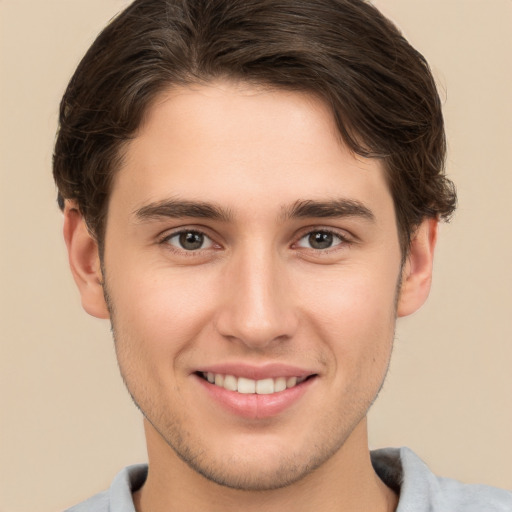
[112,81,393,221]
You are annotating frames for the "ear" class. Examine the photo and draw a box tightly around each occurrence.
[397,218,438,317]
[63,202,110,319]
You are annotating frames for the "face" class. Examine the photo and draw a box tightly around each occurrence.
[69,81,433,491]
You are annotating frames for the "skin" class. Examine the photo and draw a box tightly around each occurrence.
[64,81,437,512]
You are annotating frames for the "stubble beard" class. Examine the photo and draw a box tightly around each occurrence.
[100,266,400,492]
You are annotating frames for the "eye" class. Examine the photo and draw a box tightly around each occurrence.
[164,230,214,251]
[296,230,346,250]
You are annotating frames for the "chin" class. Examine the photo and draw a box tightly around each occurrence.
[158,422,350,492]
[179,451,323,491]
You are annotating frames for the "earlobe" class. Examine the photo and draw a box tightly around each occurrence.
[397,218,438,318]
[63,202,110,319]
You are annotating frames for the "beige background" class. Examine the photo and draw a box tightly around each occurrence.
[1,0,511,510]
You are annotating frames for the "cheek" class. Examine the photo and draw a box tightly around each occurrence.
[299,260,399,322]
[107,264,219,358]
[297,264,399,371]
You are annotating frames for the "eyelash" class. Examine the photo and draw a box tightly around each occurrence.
[159,229,218,256]
[294,228,352,253]
[158,227,354,255]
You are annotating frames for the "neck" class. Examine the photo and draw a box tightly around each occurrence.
[133,418,398,512]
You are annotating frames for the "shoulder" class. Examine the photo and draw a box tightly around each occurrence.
[436,475,512,511]
[64,490,109,512]
[64,464,148,512]
[371,447,512,512]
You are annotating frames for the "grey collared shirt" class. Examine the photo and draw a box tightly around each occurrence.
[65,447,512,511]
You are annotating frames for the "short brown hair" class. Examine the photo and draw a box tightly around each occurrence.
[53,0,456,254]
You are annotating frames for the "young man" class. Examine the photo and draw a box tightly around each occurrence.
[53,0,511,510]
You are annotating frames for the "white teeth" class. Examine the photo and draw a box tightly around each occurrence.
[286,376,297,388]
[237,377,256,394]
[202,372,307,394]
[274,377,287,393]
[223,374,237,391]
[256,378,274,395]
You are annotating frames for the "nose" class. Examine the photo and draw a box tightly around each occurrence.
[214,245,299,350]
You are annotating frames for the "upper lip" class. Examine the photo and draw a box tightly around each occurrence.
[194,363,317,381]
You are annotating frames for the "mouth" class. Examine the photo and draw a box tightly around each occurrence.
[197,371,314,395]
[194,367,318,419]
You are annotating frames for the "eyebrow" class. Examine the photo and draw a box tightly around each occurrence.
[133,199,233,223]
[281,199,375,222]
[133,197,375,223]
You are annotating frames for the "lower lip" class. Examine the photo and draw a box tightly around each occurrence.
[195,374,316,420]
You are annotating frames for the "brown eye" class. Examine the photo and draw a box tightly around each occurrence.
[179,232,204,250]
[297,230,345,250]
[309,232,333,249]
[165,231,213,251]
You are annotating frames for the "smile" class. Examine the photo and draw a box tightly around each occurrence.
[200,372,308,395]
